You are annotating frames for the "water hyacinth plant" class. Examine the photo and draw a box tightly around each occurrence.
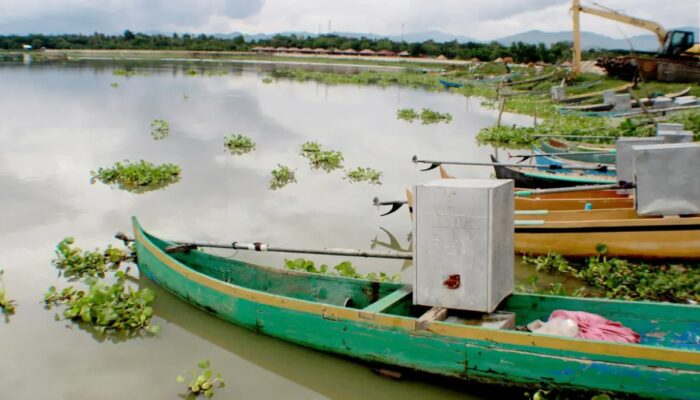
[261,77,274,84]
[344,167,382,185]
[224,134,256,156]
[52,237,131,280]
[150,119,170,140]
[269,164,297,190]
[177,360,225,399]
[523,253,700,303]
[285,259,400,282]
[0,269,16,317]
[299,141,344,172]
[419,108,452,125]
[396,108,419,122]
[44,271,160,336]
[90,160,181,193]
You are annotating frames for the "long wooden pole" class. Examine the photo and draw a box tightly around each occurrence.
[412,156,612,172]
[514,183,632,197]
[117,233,412,260]
[572,0,582,75]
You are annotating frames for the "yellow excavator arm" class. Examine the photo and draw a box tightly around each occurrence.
[577,3,667,47]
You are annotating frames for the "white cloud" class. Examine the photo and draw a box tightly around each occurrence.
[0,0,697,40]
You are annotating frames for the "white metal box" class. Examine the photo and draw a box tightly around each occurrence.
[413,179,514,312]
[615,137,665,183]
[633,143,700,216]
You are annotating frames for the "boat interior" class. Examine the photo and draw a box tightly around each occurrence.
[144,230,700,352]
[515,207,700,222]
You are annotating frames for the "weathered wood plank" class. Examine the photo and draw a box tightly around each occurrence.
[362,286,413,313]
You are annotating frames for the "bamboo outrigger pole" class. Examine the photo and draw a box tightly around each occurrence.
[412,155,612,172]
[116,233,412,260]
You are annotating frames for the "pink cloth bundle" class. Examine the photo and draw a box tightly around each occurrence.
[549,310,640,343]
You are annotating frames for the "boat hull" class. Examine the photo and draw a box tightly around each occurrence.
[515,225,700,259]
[133,218,700,398]
[538,139,616,165]
[491,155,615,189]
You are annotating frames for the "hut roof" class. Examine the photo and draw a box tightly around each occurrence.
[377,49,396,56]
[274,47,287,51]
[359,49,376,55]
[398,51,410,56]
[313,48,329,53]
[299,47,314,53]
[343,48,358,54]
[436,54,447,60]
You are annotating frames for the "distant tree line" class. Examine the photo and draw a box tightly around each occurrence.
[0,31,626,63]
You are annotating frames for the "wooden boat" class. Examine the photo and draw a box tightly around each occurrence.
[438,165,632,211]
[491,155,617,189]
[537,139,616,165]
[515,208,700,259]
[557,87,692,114]
[438,79,463,89]
[530,148,616,176]
[133,217,700,399]
[558,82,635,104]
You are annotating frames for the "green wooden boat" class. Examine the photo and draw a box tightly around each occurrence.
[133,217,700,399]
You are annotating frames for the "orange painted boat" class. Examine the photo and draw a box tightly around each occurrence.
[514,208,700,259]
[438,166,633,211]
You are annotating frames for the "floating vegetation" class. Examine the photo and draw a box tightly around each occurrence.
[44,271,160,336]
[177,360,226,399]
[476,125,538,146]
[110,82,119,89]
[0,269,16,317]
[150,119,170,140]
[269,164,297,190]
[517,275,586,297]
[185,69,198,76]
[112,69,148,77]
[476,117,654,147]
[299,141,344,172]
[396,108,419,122]
[261,77,273,84]
[224,134,256,156]
[90,160,181,194]
[523,253,700,303]
[52,237,131,280]
[396,108,452,125]
[669,111,700,139]
[206,70,228,77]
[419,108,452,125]
[285,259,400,282]
[344,167,382,185]
[183,93,189,100]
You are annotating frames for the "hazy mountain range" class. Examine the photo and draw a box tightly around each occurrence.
[215,26,698,52]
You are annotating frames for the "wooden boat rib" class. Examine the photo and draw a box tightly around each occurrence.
[515,208,700,259]
[133,217,700,398]
[491,155,616,189]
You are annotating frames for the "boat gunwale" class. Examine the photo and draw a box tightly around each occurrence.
[133,217,700,368]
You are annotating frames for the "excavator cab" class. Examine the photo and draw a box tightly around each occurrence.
[661,30,696,58]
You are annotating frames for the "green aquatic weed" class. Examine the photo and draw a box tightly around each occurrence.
[224,134,256,156]
[269,164,297,190]
[344,167,382,185]
[176,360,225,399]
[44,271,159,337]
[90,160,181,193]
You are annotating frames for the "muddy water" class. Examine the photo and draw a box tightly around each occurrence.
[0,59,573,399]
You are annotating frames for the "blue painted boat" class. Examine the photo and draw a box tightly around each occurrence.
[438,79,463,89]
[531,147,616,176]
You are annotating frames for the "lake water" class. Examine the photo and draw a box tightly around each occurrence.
[0,59,573,399]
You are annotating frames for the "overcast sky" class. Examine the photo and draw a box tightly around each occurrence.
[0,0,697,39]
